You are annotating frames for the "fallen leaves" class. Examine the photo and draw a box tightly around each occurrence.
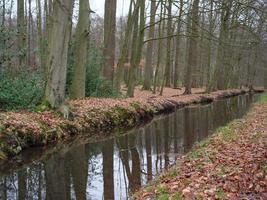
[0,88,264,160]
[137,102,267,200]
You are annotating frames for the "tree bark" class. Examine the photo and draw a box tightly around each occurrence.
[173,0,184,88]
[153,1,164,94]
[45,0,74,108]
[114,0,135,91]
[143,0,156,90]
[164,0,173,87]
[127,0,145,97]
[103,0,117,83]
[184,0,199,94]
[17,0,26,66]
[70,0,90,99]
[208,0,233,92]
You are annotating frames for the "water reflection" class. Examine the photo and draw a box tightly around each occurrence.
[0,94,257,200]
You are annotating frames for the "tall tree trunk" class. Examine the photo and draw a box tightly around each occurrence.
[173,0,184,88]
[164,0,173,87]
[153,1,164,94]
[127,0,145,97]
[36,0,45,70]
[70,0,90,99]
[159,2,168,95]
[143,0,156,90]
[205,0,214,89]
[45,0,74,108]
[114,0,135,91]
[103,0,117,83]
[8,0,13,28]
[17,0,26,67]
[208,0,233,91]
[184,0,199,94]
[27,0,32,67]
[2,0,5,26]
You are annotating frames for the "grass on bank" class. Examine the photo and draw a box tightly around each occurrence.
[258,92,267,103]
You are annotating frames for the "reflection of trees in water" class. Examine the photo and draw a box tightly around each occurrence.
[102,139,114,200]
[0,163,46,200]
[67,145,88,200]
[18,169,27,199]
[163,116,170,169]
[45,153,71,200]
[0,177,7,199]
[0,95,257,199]
[145,125,152,181]
[116,133,141,194]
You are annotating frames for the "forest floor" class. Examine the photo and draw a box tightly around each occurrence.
[135,93,267,200]
[0,87,265,161]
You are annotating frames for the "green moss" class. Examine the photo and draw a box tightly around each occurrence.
[157,193,169,200]
[106,105,137,127]
[172,192,184,200]
[217,126,237,141]
[258,92,267,103]
[196,138,210,148]
[215,187,225,199]
[168,169,178,177]
[0,124,4,133]
[155,184,170,200]
[130,101,141,110]
[156,184,168,194]
[262,164,267,173]
[34,100,51,112]
[0,150,6,160]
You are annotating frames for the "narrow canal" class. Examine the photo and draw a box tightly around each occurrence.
[0,94,258,200]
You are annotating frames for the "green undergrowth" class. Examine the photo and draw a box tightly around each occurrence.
[0,70,45,111]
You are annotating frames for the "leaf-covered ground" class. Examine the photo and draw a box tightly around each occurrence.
[135,97,267,200]
[0,88,264,160]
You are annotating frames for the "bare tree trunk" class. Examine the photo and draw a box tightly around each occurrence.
[36,0,45,70]
[27,0,32,67]
[17,0,26,67]
[114,0,135,91]
[208,0,233,91]
[159,2,168,95]
[205,0,214,89]
[2,0,5,26]
[127,0,145,97]
[173,0,184,88]
[143,0,156,90]
[164,0,173,87]
[45,0,74,108]
[153,1,163,94]
[8,0,13,27]
[103,0,117,83]
[70,0,90,99]
[184,0,199,94]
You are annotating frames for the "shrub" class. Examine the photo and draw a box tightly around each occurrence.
[0,70,45,111]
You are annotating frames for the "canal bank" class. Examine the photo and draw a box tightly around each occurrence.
[135,93,267,200]
[0,88,264,160]
[0,92,263,199]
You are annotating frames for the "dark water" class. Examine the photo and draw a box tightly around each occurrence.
[0,94,258,200]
